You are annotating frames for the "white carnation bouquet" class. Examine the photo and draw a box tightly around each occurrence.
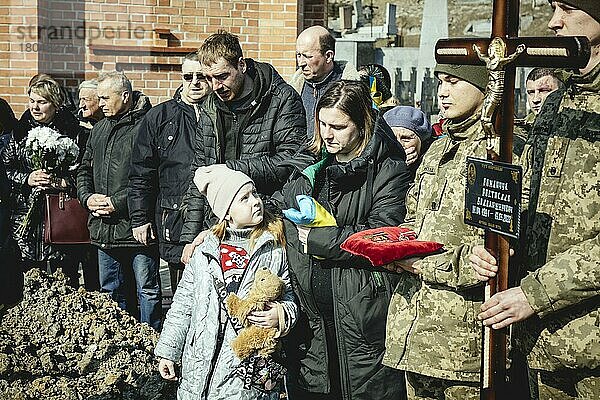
[17,126,80,236]
[25,126,79,173]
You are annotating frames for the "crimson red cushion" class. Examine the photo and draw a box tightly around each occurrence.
[340,226,444,266]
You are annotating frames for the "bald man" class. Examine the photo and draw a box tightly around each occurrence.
[289,25,359,139]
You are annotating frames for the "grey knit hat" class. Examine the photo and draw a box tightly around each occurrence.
[383,106,432,141]
[434,64,489,92]
[548,0,600,22]
[193,165,253,221]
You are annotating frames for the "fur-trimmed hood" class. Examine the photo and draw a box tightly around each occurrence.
[288,60,360,94]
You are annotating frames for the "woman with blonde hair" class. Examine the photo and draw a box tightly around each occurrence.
[1,75,84,285]
[156,165,297,399]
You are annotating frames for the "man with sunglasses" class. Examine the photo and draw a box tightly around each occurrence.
[180,31,306,263]
[128,52,211,293]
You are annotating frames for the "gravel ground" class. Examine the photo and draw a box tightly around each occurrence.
[0,269,177,400]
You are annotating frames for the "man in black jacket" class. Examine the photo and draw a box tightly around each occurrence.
[77,71,162,331]
[180,30,306,263]
[73,79,105,292]
[128,53,211,293]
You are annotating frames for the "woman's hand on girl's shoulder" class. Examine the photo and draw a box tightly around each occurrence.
[181,229,211,264]
[158,358,178,381]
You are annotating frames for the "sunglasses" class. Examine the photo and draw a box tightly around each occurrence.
[182,72,207,82]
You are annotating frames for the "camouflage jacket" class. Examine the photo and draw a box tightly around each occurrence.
[517,62,600,372]
[514,111,536,157]
[384,113,491,382]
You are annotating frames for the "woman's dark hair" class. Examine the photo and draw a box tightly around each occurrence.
[309,80,375,156]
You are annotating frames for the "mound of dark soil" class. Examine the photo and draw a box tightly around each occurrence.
[0,269,177,400]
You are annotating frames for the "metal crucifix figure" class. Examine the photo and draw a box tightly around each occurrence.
[473,38,525,147]
[434,0,590,399]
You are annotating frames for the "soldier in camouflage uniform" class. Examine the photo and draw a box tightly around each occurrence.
[383,64,491,400]
[471,1,600,398]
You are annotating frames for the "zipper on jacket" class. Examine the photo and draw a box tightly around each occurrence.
[332,268,351,400]
[202,318,225,399]
[211,107,222,163]
[232,113,241,159]
[398,294,421,368]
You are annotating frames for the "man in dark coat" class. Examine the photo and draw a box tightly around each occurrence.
[180,30,307,263]
[128,52,211,293]
[73,79,105,292]
[77,71,162,331]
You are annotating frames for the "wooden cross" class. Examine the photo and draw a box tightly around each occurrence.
[434,1,590,399]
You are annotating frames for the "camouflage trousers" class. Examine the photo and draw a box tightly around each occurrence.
[405,372,479,400]
[533,368,600,399]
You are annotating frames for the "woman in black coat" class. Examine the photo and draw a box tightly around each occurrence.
[0,160,22,311]
[274,80,411,400]
[1,76,84,286]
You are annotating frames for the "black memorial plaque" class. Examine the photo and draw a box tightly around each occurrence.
[464,157,522,239]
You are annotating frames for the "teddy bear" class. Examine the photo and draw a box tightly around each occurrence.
[225,267,285,360]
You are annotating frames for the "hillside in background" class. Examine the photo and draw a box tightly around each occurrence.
[329,0,555,39]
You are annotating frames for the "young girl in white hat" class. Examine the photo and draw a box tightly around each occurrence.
[155,165,297,399]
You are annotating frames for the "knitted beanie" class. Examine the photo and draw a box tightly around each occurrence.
[193,165,253,221]
[548,0,600,22]
[383,106,432,141]
[434,64,489,92]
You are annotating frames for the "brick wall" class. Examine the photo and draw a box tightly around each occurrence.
[302,0,327,29]
[0,0,40,111]
[0,0,325,115]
